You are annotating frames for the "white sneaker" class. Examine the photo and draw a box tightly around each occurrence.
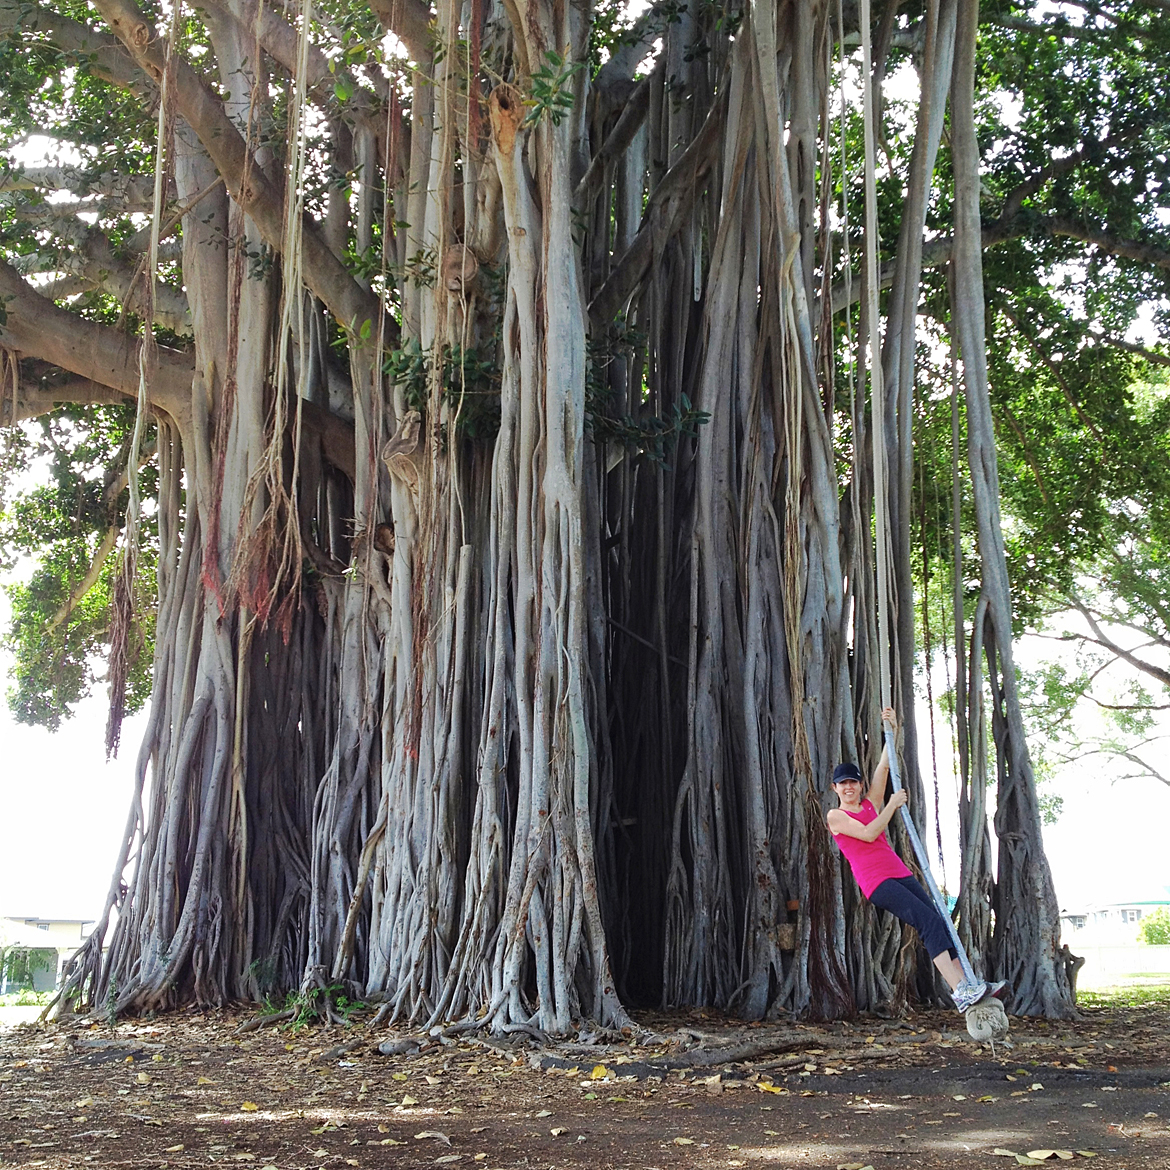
[953,978,988,1012]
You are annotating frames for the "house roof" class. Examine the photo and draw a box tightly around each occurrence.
[0,918,70,949]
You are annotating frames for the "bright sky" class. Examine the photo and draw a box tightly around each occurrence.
[0,595,145,922]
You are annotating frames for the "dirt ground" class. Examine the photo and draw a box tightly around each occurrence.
[2,993,1167,1170]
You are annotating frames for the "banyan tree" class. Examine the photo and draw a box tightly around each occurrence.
[0,0,1081,1028]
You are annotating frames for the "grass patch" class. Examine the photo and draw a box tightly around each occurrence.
[1076,983,1170,1010]
[0,989,51,1007]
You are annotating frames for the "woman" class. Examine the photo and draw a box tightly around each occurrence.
[828,707,1002,1012]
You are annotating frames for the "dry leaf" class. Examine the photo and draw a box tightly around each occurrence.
[952,1094,967,1101]
[164,1145,184,1153]
[673,1136,694,1145]
[535,1110,552,1118]
[1031,1083,1044,1091]
[426,1075,442,1084]
[551,1127,567,1137]
[400,1095,419,1106]
[312,1149,329,1158]
[1076,1153,1097,1158]
[75,1098,94,1108]
[378,1124,389,1133]
[435,1158,463,1166]
[136,1072,151,1085]
[1016,1158,1046,1166]
[392,1072,408,1081]
[197,1076,215,1085]
[993,1150,1019,1157]
[346,1161,359,1167]
[415,1131,452,1145]
[590,1064,610,1080]
[240,1101,259,1112]
[1027,1152,1057,1160]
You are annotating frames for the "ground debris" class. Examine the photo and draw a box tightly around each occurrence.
[0,998,1167,1167]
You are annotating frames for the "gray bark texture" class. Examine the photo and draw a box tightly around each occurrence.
[1,0,1074,1027]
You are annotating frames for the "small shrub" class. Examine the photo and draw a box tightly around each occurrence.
[1136,906,1170,945]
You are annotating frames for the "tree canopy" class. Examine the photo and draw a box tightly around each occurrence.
[2,0,1167,1030]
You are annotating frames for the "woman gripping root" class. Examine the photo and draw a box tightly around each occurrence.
[827,707,1006,1014]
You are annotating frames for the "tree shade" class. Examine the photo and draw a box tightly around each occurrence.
[6,0,1168,1029]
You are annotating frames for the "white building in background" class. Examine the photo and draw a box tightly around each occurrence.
[1060,887,1170,944]
[0,916,92,993]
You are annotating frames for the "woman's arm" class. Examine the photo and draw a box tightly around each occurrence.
[867,706,899,808]
[828,789,908,842]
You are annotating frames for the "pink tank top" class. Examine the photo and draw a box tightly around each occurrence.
[831,798,912,898]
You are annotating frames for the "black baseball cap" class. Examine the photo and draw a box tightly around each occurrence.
[832,762,863,784]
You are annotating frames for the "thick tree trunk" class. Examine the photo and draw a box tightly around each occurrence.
[21,0,1077,1030]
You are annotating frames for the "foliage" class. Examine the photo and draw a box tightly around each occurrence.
[0,988,52,1006]
[0,947,56,988]
[524,51,585,128]
[1136,908,1170,946]
[0,408,156,729]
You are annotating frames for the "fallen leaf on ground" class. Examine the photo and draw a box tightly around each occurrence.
[551,1127,567,1136]
[992,1150,1019,1157]
[197,1076,215,1085]
[240,1101,259,1111]
[164,1145,184,1153]
[136,1072,151,1084]
[535,1110,552,1118]
[415,1131,452,1145]
[400,1095,419,1106]
[673,1136,694,1145]
[590,1065,610,1080]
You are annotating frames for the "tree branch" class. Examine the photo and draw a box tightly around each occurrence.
[1045,216,1170,270]
[1065,594,1170,689]
[200,0,397,153]
[92,0,384,340]
[0,261,357,477]
[365,0,433,64]
[1085,329,1170,367]
[0,258,191,424]
[0,166,160,211]
[0,0,148,92]
[574,64,658,212]
[996,300,1102,440]
[588,84,727,328]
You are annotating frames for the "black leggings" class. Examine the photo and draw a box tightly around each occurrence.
[869,875,956,962]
